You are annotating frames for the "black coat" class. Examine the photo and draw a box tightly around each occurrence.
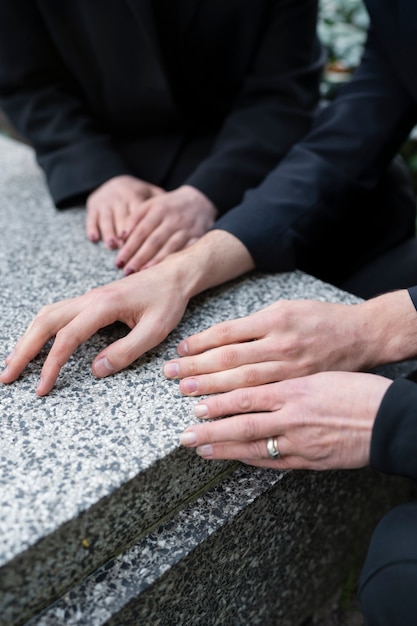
[0,0,323,212]
[216,0,417,283]
[371,376,417,483]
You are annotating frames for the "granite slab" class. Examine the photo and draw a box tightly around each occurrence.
[0,135,414,625]
[26,466,411,626]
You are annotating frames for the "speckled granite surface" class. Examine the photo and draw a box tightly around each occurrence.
[0,135,414,626]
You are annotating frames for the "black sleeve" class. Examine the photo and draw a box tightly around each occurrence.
[185,0,324,214]
[0,1,131,208]
[408,286,417,311]
[213,29,417,271]
[371,378,417,482]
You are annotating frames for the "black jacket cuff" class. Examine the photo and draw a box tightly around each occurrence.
[371,377,417,482]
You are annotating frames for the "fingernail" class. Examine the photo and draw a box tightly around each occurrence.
[120,230,127,240]
[108,238,117,249]
[36,376,44,393]
[163,362,179,378]
[180,431,198,446]
[94,356,116,377]
[89,233,99,243]
[194,404,208,418]
[177,341,189,356]
[196,444,213,458]
[124,267,135,276]
[182,378,198,394]
[116,258,125,269]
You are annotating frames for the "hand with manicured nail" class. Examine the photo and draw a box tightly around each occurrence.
[115,185,217,274]
[86,175,164,249]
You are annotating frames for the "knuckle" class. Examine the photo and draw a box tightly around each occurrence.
[219,347,240,369]
[54,327,77,350]
[215,321,233,343]
[37,302,56,317]
[251,440,268,458]
[147,233,164,250]
[242,366,261,387]
[236,388,254,412]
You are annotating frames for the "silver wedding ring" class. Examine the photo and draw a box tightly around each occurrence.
[266,437,280,460]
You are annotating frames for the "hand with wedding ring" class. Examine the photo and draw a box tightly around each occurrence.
[180,371,392,470]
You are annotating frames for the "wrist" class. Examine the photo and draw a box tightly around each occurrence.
[162,229,255,301]
[355,290,417,366]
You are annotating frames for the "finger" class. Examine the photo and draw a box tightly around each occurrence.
[97,207,119,249]
[141,231,190,269]
[0,299,85,385]
[35,302,123,395]
[176,314,263,356]
[91,308,174,377]
[113,203,130,240]
[195,439,277,461]
[85,207,100,243]
[176,361,286,396]
[124,202,149,236]
[115,212,160,269]
[164,337,280,380]
[123,222,179,274]
[193,384,285,420]
[180,406,285,449]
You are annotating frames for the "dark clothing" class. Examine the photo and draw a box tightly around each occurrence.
[371,377,417,483]
[0,0,323,212]
[341,230,417,299]
[359,502,417,626]
[215,0,417,287]
[359,377,417,625]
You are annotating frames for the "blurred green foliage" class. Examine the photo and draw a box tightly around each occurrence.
[319,0,368,69]
[319,0,417,191]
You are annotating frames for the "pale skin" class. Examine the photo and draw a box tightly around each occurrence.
[179,371,393,470]
[86,175,217,272]
[163,290,417,396]
[0,231,254,396]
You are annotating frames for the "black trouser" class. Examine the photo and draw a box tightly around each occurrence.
[359,502,417,625]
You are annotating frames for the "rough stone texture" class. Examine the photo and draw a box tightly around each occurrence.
[0,135,414,626]
[27,467,411,626]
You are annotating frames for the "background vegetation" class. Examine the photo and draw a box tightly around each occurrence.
[318,0,417,191]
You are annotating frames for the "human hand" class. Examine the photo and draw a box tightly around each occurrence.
[163,299,371,395]
[164,291,417,396]
[180,371,392,470]
[86,175,164,248]
[0,230,254,397]
[0,262,190,396]
[115,185,217,274]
